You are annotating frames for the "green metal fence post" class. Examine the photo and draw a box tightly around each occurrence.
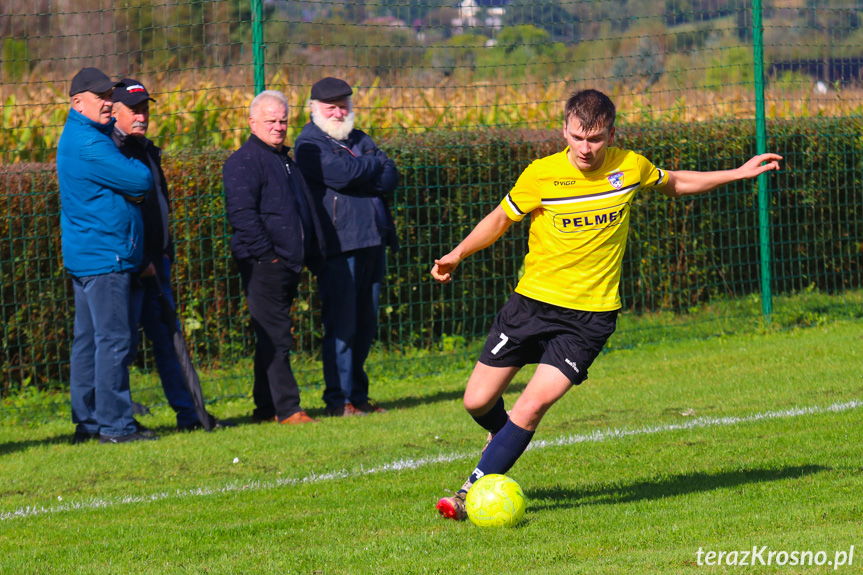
[752,0,773,318]
[251,0,265,94]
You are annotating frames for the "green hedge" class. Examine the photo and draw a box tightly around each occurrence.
[2,118,862,393]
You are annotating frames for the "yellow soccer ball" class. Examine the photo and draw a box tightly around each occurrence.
[465,474,526,527]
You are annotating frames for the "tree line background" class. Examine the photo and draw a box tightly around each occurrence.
[2,0,863,88]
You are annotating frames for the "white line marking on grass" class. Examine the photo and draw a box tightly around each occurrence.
[530,399,863,450]
[3,399,861,522]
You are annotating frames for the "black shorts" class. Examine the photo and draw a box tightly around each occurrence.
[478,293,618,385]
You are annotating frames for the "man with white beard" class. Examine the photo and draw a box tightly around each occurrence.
[294,77,399,418]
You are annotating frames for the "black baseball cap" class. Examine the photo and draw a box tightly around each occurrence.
[69,67,122,97]
[113,78,156,107]
[310,77,353,102]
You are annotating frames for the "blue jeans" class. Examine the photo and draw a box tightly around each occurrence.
[318,245,385,408]
[70,272,137,437]
[125,256,199,427]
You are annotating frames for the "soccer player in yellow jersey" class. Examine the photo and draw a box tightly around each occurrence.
[431,89,782,521]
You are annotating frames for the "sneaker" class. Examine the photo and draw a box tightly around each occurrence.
[323,402,367,417]
[177,413,236,432]
[99,431,159,444]
[353,399,387,414]
[279,410,318,425]
[436,491,467,521]
[71,430,99,444]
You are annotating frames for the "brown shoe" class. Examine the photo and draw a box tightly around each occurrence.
[253,415,277,424]
[353,399,387,414]
[279,411,318,425]
[323,402,367,417]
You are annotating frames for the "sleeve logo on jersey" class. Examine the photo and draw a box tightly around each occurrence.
[607,172,624,189]
[552,202,628,233]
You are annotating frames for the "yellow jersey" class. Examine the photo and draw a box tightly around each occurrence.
[500,146,666,311]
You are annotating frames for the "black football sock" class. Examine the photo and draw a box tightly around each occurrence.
[470,396,509,434]
[459,419,534,493]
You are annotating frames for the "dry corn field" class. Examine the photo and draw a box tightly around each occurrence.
[2,70,862,161]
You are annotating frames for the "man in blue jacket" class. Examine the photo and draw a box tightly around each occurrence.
[294,77,399,417]
[57,68,156,444]
[224,90,325,425]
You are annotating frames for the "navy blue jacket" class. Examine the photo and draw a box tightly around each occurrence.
[223,134,325,273]
[294,122,399,256]
[112,129,174,273]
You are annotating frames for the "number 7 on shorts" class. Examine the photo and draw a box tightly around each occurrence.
[491,332,509,355]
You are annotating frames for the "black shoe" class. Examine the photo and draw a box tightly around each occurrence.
[131,400,151,416]
[71,430,99,444]
[98,431,158,444]
[134,419,157,438]
[177,413,236,432]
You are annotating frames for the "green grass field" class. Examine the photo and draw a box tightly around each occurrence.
[1,319,862,574]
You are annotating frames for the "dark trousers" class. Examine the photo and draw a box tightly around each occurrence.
[318,245,385,408]
[239,258,302,420]
[124,256,199,427]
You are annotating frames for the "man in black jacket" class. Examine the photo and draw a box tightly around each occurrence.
[224,90,325,425]
[112,78,221,432]
[294,77,399,418]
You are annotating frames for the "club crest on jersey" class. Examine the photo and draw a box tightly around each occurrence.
[607,172,624,190]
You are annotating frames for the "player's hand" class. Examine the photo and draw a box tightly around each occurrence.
[739,153,782,179]
[431,254,460,284]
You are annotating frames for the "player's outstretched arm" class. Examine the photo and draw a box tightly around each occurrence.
[431,206,514,284]
[660,153,782,199]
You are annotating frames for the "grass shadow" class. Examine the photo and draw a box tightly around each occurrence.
[528,465,830,510]
[303,382,528,416]
[0,435,80,455]
[0,419,241,455]
[373,381,528,412]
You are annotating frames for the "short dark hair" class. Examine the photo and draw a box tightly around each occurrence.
[564,89,616,132]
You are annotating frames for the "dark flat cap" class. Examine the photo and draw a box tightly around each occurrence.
[69,67,122,97]
[311,77,353,102]
[113,78,156,107]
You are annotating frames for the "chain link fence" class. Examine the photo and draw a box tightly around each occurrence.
[1,0,861,410]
